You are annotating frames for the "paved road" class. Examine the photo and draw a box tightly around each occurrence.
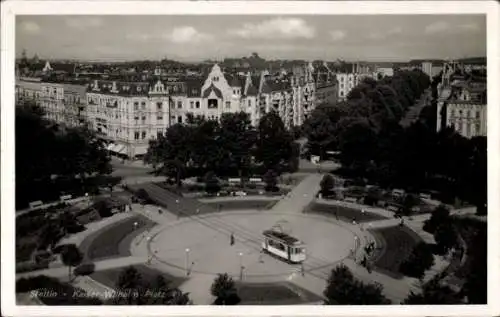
[270,173,323,214]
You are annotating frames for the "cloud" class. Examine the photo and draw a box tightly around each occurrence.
[65,17,102,30]
[330,30,346,41]
[165,26,212,43]
[425,21,450,34]
[388,27,403,35]
[20,21,40,34]
[229,18,315,39]
[368,27,403,40]
[459,23,480,32]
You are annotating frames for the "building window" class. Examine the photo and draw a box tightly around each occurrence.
[476,111,480,118]
[157,115,163,121]
[142,116,146,122]
[157,129,163,137]
[225,101,231,109]
[134,116,139,121]
[134,131,140,140]
[208,99,218,109]
[177,101,182,109]
[177,116,183,124]
[142,131,146,139]
[248,100,251,107]
[190,101,194,109]
[134,102,139,110]
[196,101,200,109]
[157,102,162,110]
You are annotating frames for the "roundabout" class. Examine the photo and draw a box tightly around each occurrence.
[141,211,363,282]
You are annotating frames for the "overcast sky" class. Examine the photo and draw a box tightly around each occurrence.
[16,15,486,62]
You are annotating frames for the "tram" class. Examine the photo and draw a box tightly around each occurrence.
[262,229,306,263]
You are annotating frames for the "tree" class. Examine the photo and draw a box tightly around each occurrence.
[364,186,382,206]
[211,273,241,305]
[399,242,435,279]
[60,244,83,282]
[400,193,420,216]
[423,205,451,234]
[218,112,257,177]
[116,266,142,304]
[255,112,293,172]
[433,223,458,255]
[324,264,391,305]
[320,174,335,196]
[263,169,278,192]
[204,171,221,195]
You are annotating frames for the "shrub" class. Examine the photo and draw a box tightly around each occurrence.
[74,263,96,276]
[423,205,451,234]
[204,171,221,194]
[263,169,278,192]
[399,242,435,279]
[320,174,335,196]
[16,261,49,273]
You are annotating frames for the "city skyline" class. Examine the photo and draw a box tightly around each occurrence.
[17,15,486,62]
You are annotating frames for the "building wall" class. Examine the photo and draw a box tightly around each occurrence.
[445,102,486,138]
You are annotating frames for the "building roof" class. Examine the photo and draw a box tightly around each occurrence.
[202,83,223,99]
[88,80,150,96]
[263,229,301,245]
[185,79,203,97]
[224,73,244,87]
[246,84,258,96]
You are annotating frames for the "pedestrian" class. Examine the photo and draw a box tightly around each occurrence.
[334,210,338,220]
[300,263,305,276]
[352,217,357,225]
[158,208,162,215]
[400,218,405,226]
[230,233,235,246]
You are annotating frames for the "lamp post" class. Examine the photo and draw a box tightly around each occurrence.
[185,248,190,276]
[176,199,180,219]
[239,252,244,281]
[85,192,89,208]
[146,236,152,264]
[133,221,138,230]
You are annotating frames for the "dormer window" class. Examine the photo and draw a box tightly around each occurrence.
[137,86,142,92]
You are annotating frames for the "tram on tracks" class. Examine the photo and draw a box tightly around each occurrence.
[262,229,306,263]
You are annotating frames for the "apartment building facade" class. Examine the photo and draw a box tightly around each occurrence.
[436,63,487,138]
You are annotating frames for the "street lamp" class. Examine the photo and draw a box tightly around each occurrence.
[239,252,244,281]
[85,192,89,208]
[185,248,190,276]
[133,221,138,230]
[176,199,180,219]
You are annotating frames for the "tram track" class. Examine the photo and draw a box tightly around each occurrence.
[143,184,349,282]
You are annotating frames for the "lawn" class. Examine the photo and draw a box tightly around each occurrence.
[237,282,323,305]
[305,202,388,223]
[91,264,186,292]
[79,215,157,261]
[369,225,422,278]
[205,200,278,211]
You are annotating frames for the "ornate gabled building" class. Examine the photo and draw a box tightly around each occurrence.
[16,61,340,159]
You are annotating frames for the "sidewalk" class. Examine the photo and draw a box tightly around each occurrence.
[271,173,323,214]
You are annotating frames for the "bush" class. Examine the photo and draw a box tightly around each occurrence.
[74,263,96,276]
[399,242,435,279]
[204,171,221,194]
[16,261,49,273]
[423,205,451,234]
[263,169,278,192]
[320,174,335,196]
[93,200,113,218]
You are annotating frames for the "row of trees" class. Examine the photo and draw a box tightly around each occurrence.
[144,111,299,185]
[303,69,431,157]
[303,71,486,213]
[16,104,112,208]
